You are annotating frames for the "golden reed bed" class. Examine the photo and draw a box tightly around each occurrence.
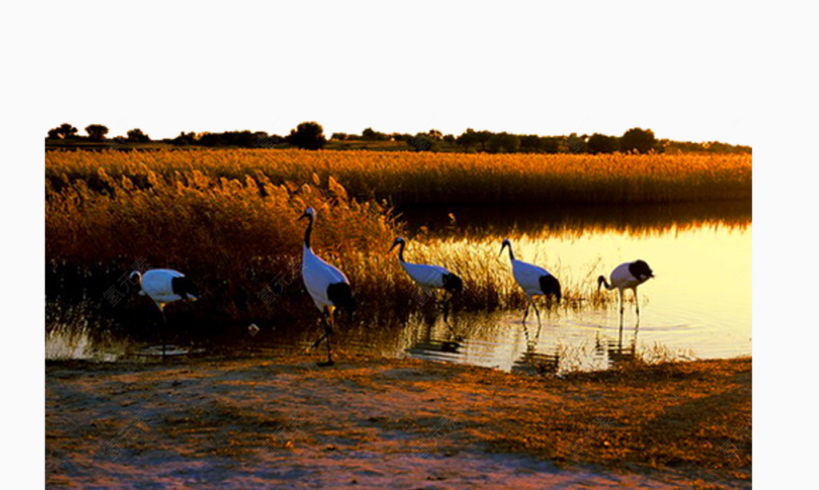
[47,149,751,205]
[46,149,750,329]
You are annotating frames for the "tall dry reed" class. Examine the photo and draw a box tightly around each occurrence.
[47,148,743,335]
[46,149,751,207]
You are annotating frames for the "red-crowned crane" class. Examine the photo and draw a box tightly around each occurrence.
[389,236,463,322]
[299,207,355,367]
[499,239,561,326]
[129,268,199,359]
[597,260,654,321]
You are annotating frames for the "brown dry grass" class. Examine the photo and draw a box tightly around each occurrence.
[46,148,752,206]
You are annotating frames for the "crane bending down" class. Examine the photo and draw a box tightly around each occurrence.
[389,236,463,322]
[129,268,199,360]
[300,207,355,367]
[597,260,654,321]
[500,239,561,326]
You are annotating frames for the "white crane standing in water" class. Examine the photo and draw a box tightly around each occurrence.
[299,207,355,367]
[598,260,654,321]
[130,268,199,360]
[499,239,561,326]
[388,236,463,322]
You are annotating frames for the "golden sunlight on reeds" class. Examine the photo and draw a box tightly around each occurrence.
[46,149,751,206]
[45,149,748,329]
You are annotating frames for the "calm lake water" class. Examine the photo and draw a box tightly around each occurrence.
[47,202,751,374]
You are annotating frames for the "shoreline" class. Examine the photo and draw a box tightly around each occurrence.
[47,355,751,487]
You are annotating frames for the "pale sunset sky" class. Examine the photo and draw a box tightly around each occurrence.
[30,2,764,144]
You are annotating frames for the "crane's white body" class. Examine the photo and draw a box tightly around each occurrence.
[606,262,646,291]
[302,243,350,312]
[130,268,197,360]
[137,269,195,307]
[599,260,654,317]
[401,261,451,291]
[390,236,462,327]
[500,239,560,326]
[511,260,552,298]
[299,206,354,366]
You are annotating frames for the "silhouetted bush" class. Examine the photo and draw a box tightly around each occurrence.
[126,128,151,143]
[621,127,657,154]
[361,127,389,141]
[286,122,326,150]
[587,133,619,154]
[85,124,109,141]
[407,133,434,151]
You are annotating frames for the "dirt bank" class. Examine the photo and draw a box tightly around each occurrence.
[46,355,751,488]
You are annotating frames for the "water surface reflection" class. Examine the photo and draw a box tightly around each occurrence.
[47,201,750,373]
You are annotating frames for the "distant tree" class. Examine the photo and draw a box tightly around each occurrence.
[361,127,388,141]
[475,130,493,152]
[566,133,587,153]
[331,132,349,141]
[519,135,544,153]
[391,133,411,142]
[126,128,151,143]
[456,128,481,151]
[47,128,61,139]
[50,123,78,139]
[198,132,224,147]
[227,130,258,147]
[253,131,269,143]
[286,121,326,150]
[407,133,434,152]
[541,136,561,154]
[442,134,456,145]
[171,131,197,146]
[587,133,619,154]
[620,127,656,154]
[85,124,109,141]
[486,134,502,153]
[259,133,285,146]
[500,133,521,153]
[487,132,521,153]
[427,129,443,141]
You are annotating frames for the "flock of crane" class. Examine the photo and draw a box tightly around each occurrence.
[132,207,654,365]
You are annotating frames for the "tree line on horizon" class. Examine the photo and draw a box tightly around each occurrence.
[45,122,751,154]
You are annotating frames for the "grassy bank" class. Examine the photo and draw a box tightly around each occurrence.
[47,149,751,207]
[46,356,751,487]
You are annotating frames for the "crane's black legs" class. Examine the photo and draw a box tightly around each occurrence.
[522,296,541,327]
[156,302,167,362]
[633,287,640,316]
[314,309,335,367]
[441,291,462,339]
[442,292,451,323]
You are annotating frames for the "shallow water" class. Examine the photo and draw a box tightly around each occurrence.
[47,202,751,373]
[396,202,751,372]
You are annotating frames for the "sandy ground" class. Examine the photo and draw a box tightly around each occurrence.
[46,356,750,488]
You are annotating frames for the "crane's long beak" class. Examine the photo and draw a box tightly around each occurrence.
[388,242,398,254]
[298,212,309,221]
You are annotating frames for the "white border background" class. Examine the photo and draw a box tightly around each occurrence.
[3,1,818,486]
